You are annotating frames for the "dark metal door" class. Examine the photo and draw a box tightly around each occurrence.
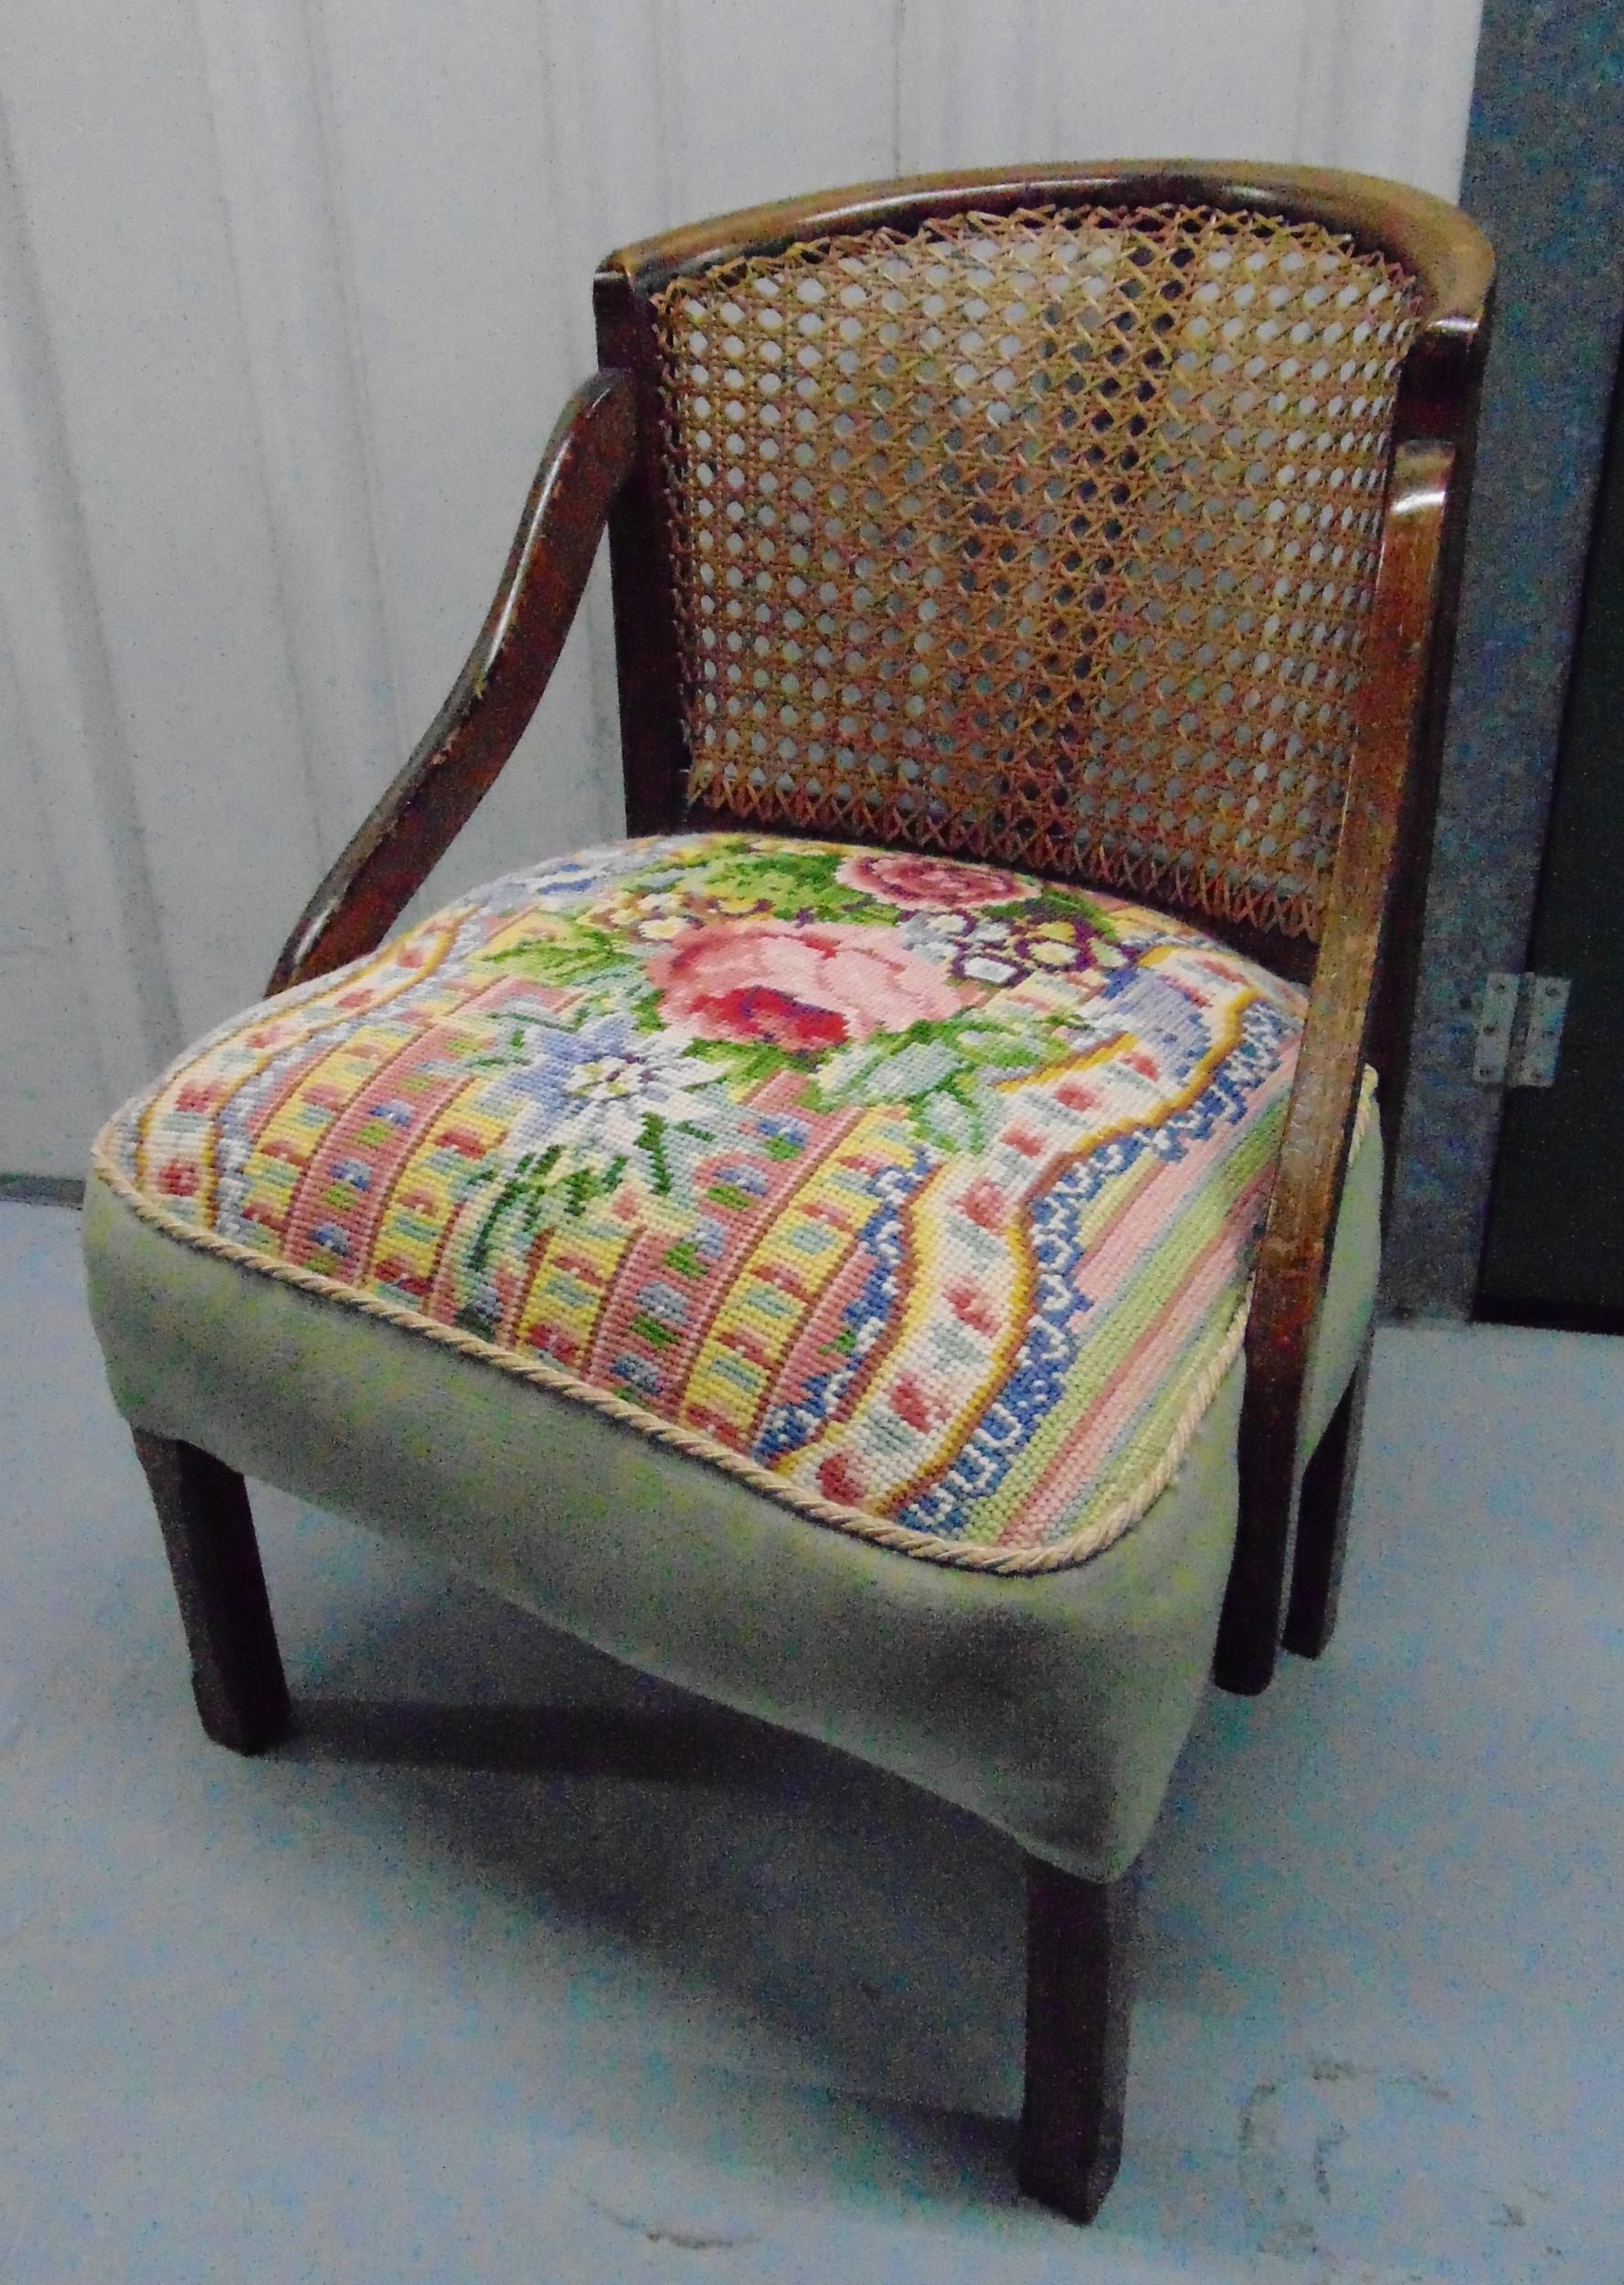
[1479,353,1624,1329]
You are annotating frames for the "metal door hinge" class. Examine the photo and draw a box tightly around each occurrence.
[1472,972,1572,1089]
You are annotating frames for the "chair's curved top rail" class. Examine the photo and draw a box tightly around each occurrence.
[601,160,1494,342]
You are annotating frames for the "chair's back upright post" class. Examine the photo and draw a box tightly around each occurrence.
[1218,275,1491,1690]
[1360,293,1492,1212]
[594,267,690,834]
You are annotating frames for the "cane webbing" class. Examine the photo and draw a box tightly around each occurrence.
[653,202,1419,941]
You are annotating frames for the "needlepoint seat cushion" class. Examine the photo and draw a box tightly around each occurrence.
[91,833,1332,1576]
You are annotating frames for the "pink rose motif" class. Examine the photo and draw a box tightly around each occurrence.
[649,918,968,1051]
[836,850,1028,910]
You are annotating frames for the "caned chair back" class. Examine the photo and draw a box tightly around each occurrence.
[597,165,1490,957]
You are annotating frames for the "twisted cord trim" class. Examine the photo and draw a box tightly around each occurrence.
[89,1079,1373,1578]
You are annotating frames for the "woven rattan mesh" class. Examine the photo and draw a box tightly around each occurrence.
[653,202,1419,939]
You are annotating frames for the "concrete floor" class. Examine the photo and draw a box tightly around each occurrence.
[2,1199,1619,2283]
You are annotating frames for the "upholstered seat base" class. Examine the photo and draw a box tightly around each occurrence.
[83,1111,1378,1880]
[94,835,1327,1577]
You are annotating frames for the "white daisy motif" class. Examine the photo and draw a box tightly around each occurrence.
[552,1045,721,1154]
[494,1015,730,1166]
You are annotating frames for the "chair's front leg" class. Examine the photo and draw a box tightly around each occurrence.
[132,1431,292,1754]
[1018,1855,1138,2223]
[1283,1331,1374,1660]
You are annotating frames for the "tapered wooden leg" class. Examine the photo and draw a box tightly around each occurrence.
[132,1430,292,1754]
[1018,1855,1137,2224]
[1282,1334,1373,1660]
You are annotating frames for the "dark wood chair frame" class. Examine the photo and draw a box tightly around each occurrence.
[133,164,1491,2226]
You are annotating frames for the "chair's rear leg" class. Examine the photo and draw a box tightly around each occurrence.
[132,1431,292,1754]
[1282,1333,1374,1660]
[1018,1855,1137,2224]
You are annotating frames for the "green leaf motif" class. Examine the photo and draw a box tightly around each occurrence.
[798,1004,1080,1154]
[1020,885,1125,942]
[963,1006,1070,1057]
[684,844,893,925]
[635,1111,716,1197]
[812,1036,960,1108]
[480,915,640,989]
[914,1081,986,1155]
[464,1145,628,1270]
[687,1036,810,1089]
[807,1009,1069,1104]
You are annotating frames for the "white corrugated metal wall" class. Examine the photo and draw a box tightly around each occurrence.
[0,0,1482,1174]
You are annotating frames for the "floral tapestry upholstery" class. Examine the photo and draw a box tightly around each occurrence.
[94,834,1313,1571]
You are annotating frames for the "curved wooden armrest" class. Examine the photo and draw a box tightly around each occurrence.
[1216,437,1456,1694]
[267,368,638,994]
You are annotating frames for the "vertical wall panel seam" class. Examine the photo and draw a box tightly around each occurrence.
[186,0,406,867]
[1293,0,1343,168]
[300,0,407,779]
[530,0,621,838]
[302,0,414,781]
[645,0,679,232]
[180,0,327,863]
[0,90,181,1096]
[891,1,907,175]
[1023,0,1055,165]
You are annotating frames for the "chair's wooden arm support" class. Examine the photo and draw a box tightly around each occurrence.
[267,369,638,994]
[1218,438,1456,1693]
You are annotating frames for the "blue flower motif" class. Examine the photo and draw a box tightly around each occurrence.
[482,1013,740,1184]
